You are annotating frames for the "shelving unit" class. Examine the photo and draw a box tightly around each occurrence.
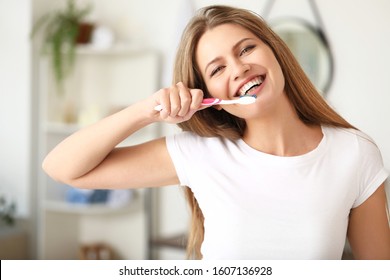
[37,44,160,260]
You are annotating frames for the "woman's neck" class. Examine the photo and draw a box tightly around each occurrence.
[243,99,323,157]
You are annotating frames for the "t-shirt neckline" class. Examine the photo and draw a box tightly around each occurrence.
[236,125,328,166]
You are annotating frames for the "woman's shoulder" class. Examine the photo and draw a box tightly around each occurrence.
[323,125,381,156]
[325,125,374,142]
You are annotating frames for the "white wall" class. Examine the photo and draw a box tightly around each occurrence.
[0,0,32,217]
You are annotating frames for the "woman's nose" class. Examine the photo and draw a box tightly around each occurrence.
[232,60,250,81]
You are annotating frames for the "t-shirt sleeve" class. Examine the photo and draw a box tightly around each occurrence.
[353,135,389,208]
[165,133,191,186]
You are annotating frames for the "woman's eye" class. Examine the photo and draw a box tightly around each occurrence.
[240,45,255,56]
[210,66,224,77]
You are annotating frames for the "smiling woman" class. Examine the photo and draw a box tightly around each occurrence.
[42,5,390,260]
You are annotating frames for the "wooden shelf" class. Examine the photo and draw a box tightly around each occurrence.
[44,195,140,215]
[74,44,150,56]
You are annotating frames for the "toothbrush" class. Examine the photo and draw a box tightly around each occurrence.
[154,95,256,111]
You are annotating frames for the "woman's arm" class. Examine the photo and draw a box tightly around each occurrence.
[42,83,203,189]
[347,183,390,259]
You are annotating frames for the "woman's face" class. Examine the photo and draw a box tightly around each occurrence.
[196,23,285,119]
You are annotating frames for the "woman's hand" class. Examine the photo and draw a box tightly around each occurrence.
[149,82,204,124]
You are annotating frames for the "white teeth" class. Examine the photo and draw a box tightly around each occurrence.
[238,76,264,96]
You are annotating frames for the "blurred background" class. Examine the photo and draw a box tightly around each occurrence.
[0,0,389,260]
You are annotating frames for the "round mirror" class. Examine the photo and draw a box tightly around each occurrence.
[270,18,334,95]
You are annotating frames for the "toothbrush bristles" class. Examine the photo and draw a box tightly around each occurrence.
[240,94,257,99]
[237,95,256,104]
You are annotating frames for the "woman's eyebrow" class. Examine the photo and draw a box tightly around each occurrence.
[204,37,254,73]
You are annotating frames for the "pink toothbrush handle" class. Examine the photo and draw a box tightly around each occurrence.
[201,98,221,105]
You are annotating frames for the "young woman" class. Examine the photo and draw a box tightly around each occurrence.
[42,5,390,260]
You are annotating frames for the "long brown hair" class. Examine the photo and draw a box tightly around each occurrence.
[172,5,354,259]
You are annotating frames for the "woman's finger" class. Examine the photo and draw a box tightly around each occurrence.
[176,82,193,117]
[189,88,204,111]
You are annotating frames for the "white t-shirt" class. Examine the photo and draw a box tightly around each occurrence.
[166,126,388,259]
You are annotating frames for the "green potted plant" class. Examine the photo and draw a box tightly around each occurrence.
[0,195,16,227]
[31,0,93,92]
